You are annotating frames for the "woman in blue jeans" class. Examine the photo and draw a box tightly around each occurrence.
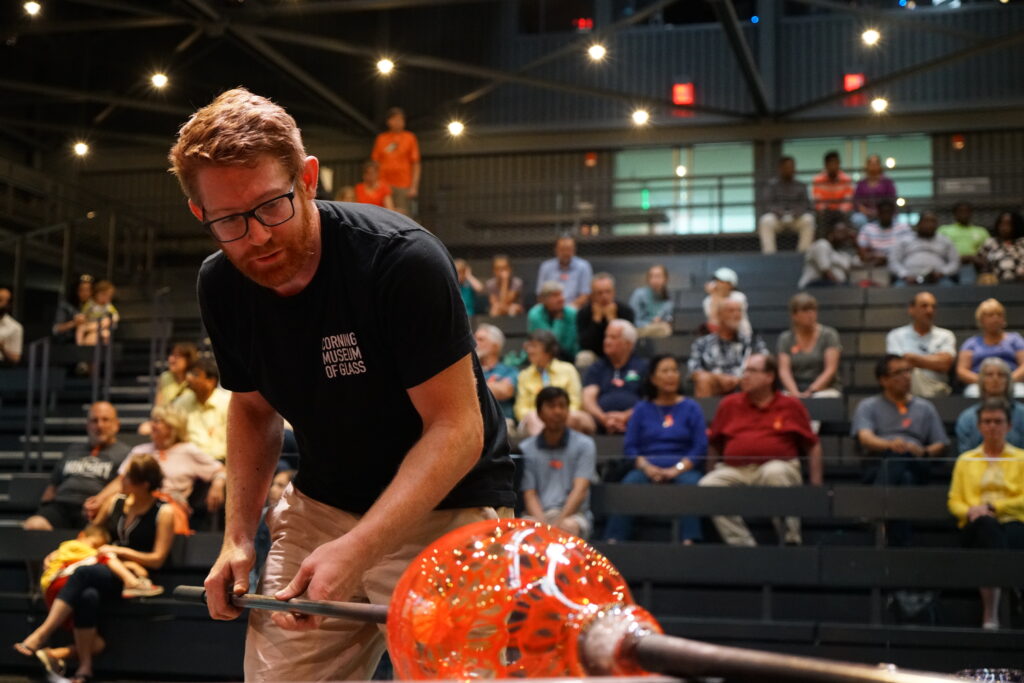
[605,354,708,544]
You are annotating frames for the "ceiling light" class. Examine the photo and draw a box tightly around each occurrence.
[861,28,881,46]
[870,97,889,113]
[150,73,168,89]
[896,197,906,207]
[631,109,650,126]
[377,59,394,75]
[447,120,464,136]
[675,165,687,178]
[587,44,606,61]
[885,157,896,169]
[73,142,89,157]
[24,2,41,16]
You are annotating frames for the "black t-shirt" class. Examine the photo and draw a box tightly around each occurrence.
[51,440,131,505]
[197,202,515,513]
[577,301,636,356]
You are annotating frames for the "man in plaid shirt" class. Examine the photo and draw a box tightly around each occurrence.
[688,299,768,398]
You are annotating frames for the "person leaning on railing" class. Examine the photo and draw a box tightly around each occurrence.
[947,397,1024,630]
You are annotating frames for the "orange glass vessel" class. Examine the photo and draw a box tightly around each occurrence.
[387,519,661,679]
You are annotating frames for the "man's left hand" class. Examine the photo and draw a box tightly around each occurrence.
[273,534,376,631]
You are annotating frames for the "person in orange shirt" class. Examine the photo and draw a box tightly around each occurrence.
[371,107,420,215]
[354,160,394,210]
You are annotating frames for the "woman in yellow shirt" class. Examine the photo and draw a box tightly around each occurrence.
[514,330,595,437]
[947,397,1024,630]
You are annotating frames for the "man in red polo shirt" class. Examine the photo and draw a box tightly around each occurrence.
[699,353,823,546]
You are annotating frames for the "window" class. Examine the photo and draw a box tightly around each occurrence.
[612,142,755,235]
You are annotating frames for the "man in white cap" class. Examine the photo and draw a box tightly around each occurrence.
[703,267,751,338]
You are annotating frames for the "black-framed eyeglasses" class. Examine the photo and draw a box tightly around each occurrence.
[202,185,296,243]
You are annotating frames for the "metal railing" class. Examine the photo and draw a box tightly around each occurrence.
[22,337,51,473]
[147,287,172,405]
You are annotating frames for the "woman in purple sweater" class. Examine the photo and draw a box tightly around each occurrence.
[851,154,897,230]
[604,354,707,544]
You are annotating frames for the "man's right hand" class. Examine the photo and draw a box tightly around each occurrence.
[203,539,256,620]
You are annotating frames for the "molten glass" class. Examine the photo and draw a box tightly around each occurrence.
[387,519,661,679]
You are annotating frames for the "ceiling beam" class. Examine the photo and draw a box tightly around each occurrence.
[708,0,770,116]
[456,0,682,107]
[0,79,192,117]
[787,0,984,43]
[778,27,1024,118]
[260,0,503,17]
[0,117,172,148]
[228,27,378,134]
[63,0,184,18]
[13,16,189,36]
[245,25,750,119]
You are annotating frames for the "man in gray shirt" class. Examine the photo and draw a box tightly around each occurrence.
[758,156,815,254]
[885,291,956,397]
[519,386,597,538]
[888,212,960,285]
[851,355,948,545]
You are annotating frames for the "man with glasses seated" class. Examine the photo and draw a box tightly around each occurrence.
[169,88,514,681]
[852,354,948,546]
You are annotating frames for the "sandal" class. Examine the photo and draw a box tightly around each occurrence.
[36,648,68,677]
[13,641,36,657]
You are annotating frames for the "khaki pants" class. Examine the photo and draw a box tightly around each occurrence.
[244,483,510,681]
[698,459,803,546]
[758,212,815,254]
[910,368,951,398]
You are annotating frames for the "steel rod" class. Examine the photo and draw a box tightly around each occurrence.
[632,632,958,683]
[171,586,388,624]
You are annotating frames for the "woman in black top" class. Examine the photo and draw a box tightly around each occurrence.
[14,454,174,683]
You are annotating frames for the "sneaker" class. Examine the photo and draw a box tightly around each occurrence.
[122,578,164,599]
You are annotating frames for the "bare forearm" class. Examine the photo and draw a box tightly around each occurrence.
[858,429,892,452]
[807,443,823,485]
[914,353,953,373]
[522,490,545,520]
[346,420,481,562]
[560,481,589,518]
[224,402,282,544]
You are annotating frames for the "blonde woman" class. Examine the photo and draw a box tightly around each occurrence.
[957,299,1024,398]
[777,293,842,398]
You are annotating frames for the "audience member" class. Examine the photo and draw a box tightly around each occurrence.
[777,293,842,398]
[16,523,162,678]
[519,387,597,538]
[888,212,959,286]
[333,185,356,202]
[798,220,857,288]
[23,402,130,531]
[977,210,1024,284]
[454,259,484,316]
[0,286,23,365]
[857,199,912,268]
[371,107,420,215]
[956,358,1024,453]
[629,264,673,337]
[758,156,815,254]
[535,236,593,310]
[688,299,768,398]
[485,254,524,316]
[52,275,93,344]
[811,150,854,216]
[251,469,296,587]
[514,330,594,436]
[699,353,822,546]
[77,280,119,346]
[938,202,988,280]
[605,354,708,544]
[582,320,647,434]
[958,298,1024,399]
[947,398,1024,630]
[156,342,199,407]
[93,406,225,519]
[172,357,230,461]
[886,291,956,398]
[527,281,579,362]
[576,273,635,367]
[702,267,751,337]
[14,454,174,683]
[353,160,394,210]
[851,154,897,230]
[475,324,518,427]
[852,355,948,545]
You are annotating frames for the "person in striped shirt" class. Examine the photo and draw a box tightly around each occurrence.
[856,199,913,268]
[811,150,853,215]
